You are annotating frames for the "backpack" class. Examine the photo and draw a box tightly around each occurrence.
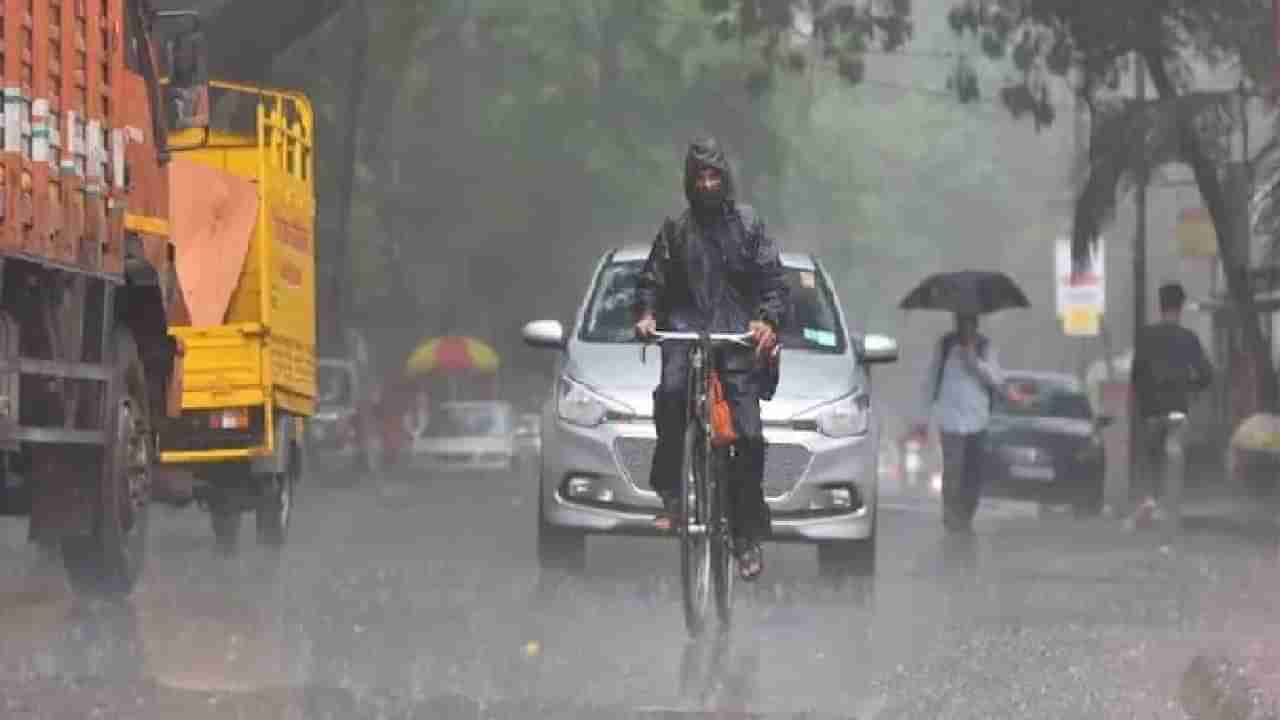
[932,333,993,410]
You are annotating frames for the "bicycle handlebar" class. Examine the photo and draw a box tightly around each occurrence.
[647,330,755,347]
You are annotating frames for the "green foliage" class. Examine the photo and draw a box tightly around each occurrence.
[696,0,914,96]
[936,1,1268,265]
[274,0,1022,361]
[944,1,1267,127]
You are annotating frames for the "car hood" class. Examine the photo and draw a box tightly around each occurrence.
[988,415,1095,439]
[564,341,859,422]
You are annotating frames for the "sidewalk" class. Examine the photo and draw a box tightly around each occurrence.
[1170,487,1280,719]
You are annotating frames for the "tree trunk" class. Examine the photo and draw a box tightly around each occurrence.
[331,0,371,337]
[1145,51,1279,413]
[204,0,345,82]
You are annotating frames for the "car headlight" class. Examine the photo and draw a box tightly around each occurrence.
[556,376,630,428]
[799,392,871,438]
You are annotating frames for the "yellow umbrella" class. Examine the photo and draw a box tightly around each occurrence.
[405,336,500,376]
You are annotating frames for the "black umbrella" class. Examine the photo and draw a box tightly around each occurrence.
[899,270,1030,315]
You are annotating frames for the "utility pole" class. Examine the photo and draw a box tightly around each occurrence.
[1128,53,1149,514]
[331,0,370,344]
[1072,78,1091,383]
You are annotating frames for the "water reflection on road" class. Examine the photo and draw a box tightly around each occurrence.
[0,469,1275,718]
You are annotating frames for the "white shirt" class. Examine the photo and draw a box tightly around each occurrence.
[920,335,1004,435]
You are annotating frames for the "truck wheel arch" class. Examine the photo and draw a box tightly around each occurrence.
[251,414,297,476]
[118,251,179,423]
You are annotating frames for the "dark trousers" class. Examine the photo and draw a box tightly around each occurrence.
[650,346,770,543]
[1134,421,1168,503]
[940,431,986,532]
[1134,416,1187,505]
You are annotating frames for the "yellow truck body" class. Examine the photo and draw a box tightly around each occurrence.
[160,82,316,465]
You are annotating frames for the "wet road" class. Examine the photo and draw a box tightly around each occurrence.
[1,462,1277,719]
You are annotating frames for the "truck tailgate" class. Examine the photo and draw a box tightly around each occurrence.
[170,324,264,408]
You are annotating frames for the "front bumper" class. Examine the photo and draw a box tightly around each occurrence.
[982,451,1104,502]
[540,415,877,542]
[407,452,514,473]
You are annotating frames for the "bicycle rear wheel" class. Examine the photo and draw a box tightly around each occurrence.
[711,447,735,627]
[680,424,711,637]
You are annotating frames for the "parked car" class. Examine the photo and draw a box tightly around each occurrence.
[514,413,542,455]
[410,401,517,473]
[309,358,363,464]
[521,246,898,578]
[981,371,1112,516]
[513,412,542,478]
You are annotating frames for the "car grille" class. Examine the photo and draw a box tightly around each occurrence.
[613,437,812,498]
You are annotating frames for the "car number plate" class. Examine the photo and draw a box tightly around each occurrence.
[1010,464,1055,481]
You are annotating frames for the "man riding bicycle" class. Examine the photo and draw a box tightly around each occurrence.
[633,137,788,581]
[1128,282,1213,531]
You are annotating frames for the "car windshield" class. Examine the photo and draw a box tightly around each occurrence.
[994,377,1093,420]
[578,259,845,353]
[426,404,511,437]
[317,364,353,408]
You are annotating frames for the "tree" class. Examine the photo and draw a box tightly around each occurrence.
[944,0,1279,412]
[698,1,1280,410]
[202,0,346,82]
[694,0,914,94]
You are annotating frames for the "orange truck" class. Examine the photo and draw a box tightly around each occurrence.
[0,0,209,596]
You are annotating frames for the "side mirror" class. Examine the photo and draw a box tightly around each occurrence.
[164,29,210,131]
[859,333,899,364]
[522,320,566,349]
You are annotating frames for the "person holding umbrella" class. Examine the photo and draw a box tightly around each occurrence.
[903,271,1030,534]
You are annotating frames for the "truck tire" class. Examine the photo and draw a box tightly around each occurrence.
[256,441,298,547]
[63,329,152,598]
[210,497,241,556]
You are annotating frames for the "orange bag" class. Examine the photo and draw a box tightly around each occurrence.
[709,370,738,448]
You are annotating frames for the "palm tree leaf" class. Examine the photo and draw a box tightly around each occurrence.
[1072,90,1236,266]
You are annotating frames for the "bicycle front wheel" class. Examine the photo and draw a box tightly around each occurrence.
[711,447,735,628]
[680,424,711,637]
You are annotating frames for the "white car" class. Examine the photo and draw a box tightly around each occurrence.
[522,246,899,578]
[410,401,517,473]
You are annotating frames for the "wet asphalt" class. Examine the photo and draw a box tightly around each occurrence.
[1,459,1277,719]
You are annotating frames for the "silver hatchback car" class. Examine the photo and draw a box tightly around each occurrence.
[521,246,898,577]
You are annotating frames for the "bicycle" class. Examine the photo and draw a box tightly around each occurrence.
[1149,411,1188,543]
[650,330,754,637]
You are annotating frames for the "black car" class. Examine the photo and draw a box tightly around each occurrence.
[982,371,1113,516]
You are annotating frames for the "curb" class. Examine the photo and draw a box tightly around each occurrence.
[1181,654,1279,720]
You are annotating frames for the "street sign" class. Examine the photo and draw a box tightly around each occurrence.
[1064,306,1100,335]
[1056,235,1105,336]
[1177,207,1217,258]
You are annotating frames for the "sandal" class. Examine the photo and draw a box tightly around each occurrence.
[735,540,764,581]
[653,493,680,532]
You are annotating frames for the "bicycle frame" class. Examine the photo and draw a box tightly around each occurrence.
[652,330,753,541]
[1146,411,1188,542]
[650,330,751,635]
